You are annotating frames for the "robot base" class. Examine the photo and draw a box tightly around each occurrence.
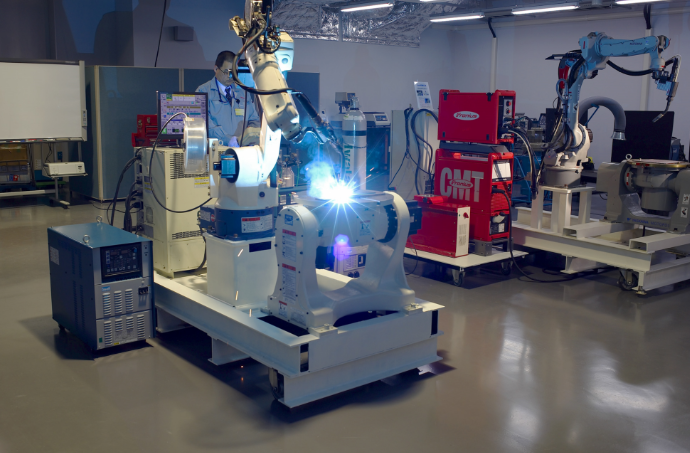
[154,270,443,407]
[512,186,690,294]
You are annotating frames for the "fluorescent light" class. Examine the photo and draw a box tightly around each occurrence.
[512,2,579,14]
[429,12,485,22]
[340,2,394,12]
[615,0,662,4]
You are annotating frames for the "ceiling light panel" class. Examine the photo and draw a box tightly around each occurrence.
[429,12,485,22]
[341,1,395,12]
[512,2,579,14]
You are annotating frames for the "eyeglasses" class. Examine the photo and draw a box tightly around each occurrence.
[219,68,233,76]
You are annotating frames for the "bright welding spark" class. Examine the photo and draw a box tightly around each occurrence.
[305,161,355,203]
[238,249,243,257]
[235,291,239,301]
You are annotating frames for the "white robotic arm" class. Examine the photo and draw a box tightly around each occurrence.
[542,32,681,187]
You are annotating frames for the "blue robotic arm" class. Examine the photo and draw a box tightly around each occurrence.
[542,31,681,187]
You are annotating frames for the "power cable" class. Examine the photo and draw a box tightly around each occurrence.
[109,154,140,225]
[148,112,212,213]
[154,0,168,67]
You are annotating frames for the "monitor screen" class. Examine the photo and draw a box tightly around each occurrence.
[610,111,675,162]
[157,92,208,139]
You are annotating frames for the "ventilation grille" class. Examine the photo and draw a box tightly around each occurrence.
[103,322,113,346]
[125,289,134,312]
[103,293,112,317]
[114,291,123,314]
[491,192,510,211]
[79,285,85,333]
[115,319,123,333]
[136,314,147,339]
[126,316,134,331]
[172,230,203,241]
[170,152,209,180]
[458,224,468,247]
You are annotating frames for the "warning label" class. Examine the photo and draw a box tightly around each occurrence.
[682,207,688,219]
[279,301,287,318]
[194,176,209,188]
[282,263,297,302]
[360,220,372,237]
[683,194,690,205]
[241,214,272,233]
[282,229,297,261]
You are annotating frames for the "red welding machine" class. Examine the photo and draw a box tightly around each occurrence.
[437,90,516,145]
[407,90,516,257]
[407,146,514,257]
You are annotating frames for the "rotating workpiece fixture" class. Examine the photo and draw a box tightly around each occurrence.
[597,158,690,234]
[270,190,413,329]
[543,32,681,187]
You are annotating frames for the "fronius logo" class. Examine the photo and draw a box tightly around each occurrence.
[449,179,473,189]
[454,111,479,121]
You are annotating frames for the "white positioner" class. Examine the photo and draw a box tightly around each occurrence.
[269,191,414,330]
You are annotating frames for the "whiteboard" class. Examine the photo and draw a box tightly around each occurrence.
[0,61,86,141]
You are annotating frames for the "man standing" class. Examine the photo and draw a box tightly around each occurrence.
[196,51,261,147]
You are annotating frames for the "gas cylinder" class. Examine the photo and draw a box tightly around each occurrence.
[342,97,367,188]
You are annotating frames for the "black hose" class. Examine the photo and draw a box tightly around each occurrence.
[193,225,207,272]
[606,60,655,77]
[389,107,414,188]
[411,109,439,177]
[109,156,139,226]
[122,181,138,232]
[231,23,296,96]
[148,112,212,213]
[508,128,538,199]
[567,57,585,88]
[154,0,168,67]
[239,92,248,146]
[488,18,496,38]
[644,4,652,30]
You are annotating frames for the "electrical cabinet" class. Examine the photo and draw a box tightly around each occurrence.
[48,222,154,350]
[137,147,209,277]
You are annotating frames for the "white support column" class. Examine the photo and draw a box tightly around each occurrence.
[490,37,498,92]
[640,27,653,111]
[578,190,592,225]
[209,337,250,365]
[530,188,544,229]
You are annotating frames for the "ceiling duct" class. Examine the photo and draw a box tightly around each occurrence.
[272,0,460,47]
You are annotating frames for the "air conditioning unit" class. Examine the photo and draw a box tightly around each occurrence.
[137,147,212,277]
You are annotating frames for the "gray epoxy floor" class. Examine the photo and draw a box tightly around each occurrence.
[2,197,690,453]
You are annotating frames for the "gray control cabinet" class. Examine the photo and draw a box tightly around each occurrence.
[48,222,155,350]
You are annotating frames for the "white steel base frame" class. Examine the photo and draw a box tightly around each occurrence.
[404,248,527,286]
[154,273,443,407]
[513,207,690,293]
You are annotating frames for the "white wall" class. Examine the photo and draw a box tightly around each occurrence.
[452,13,690,165]
[131,0,460,117]
[132,0,244,68]
[292,29,460,119]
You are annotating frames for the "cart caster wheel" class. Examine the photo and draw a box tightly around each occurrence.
[451,270,465,287]
[501,261,512,276]
[268,368,284,402]
[49,199,54,206]
[618,274,638,291]
[58,324,66,331]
